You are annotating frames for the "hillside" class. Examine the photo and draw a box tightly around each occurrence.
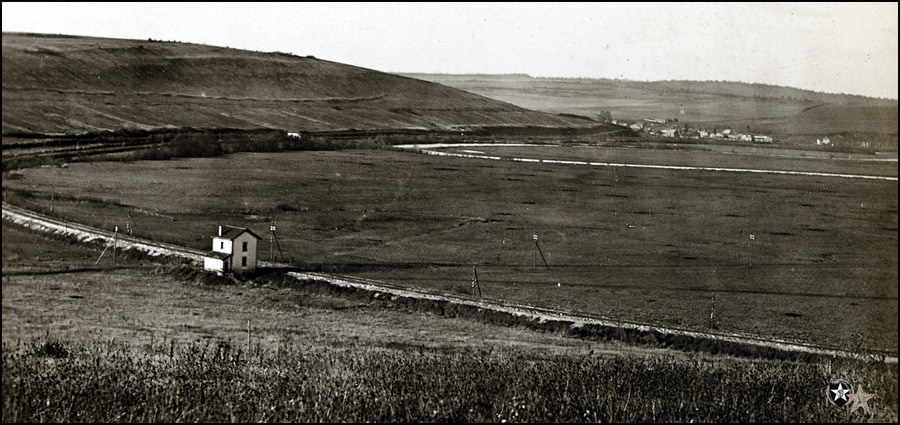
[401,73,898,138]
[1,33,594,136]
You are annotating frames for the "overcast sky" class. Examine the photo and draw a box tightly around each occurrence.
[3,2,897,99]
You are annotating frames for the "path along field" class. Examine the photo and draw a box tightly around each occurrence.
[3,144,897,352]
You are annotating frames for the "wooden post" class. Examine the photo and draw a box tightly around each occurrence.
[113,226,118,265]
[247,319,251,357]
[472,265,482,297]
[535,240,549,270]
[94,236,114,265]
[270,222,276,262]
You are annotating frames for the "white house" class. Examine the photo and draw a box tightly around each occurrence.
[816,138,831,145]
[203,225,262,274]
[287,132,301,138]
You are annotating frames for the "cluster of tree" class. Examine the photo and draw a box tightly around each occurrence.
[597,110,613,122]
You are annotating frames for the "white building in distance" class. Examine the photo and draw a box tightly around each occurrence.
[203,225,262,274]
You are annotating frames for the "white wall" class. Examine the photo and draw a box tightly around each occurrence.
[212,237,233,254]
[204,257,224,273]
[231,232,258,272]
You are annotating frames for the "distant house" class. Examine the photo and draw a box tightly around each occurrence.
[698,130,709,138]
[721,129,732,136]
[660,128,677,138]
[630,122,644,131]
[816,137,831,145]
[287,132,301,138]
[203,225,262,274]
[752,135,773,143]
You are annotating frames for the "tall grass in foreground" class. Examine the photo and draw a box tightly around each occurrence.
[3,338,897,422]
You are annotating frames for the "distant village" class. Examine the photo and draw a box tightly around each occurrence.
[609,118,774,143]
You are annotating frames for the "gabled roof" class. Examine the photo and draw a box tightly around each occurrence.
[214,225,263,241]
[204,251,232,260]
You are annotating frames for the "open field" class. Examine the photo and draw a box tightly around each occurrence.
[3,145,897,352]
[3,221,898,422]
[0,223,605,355]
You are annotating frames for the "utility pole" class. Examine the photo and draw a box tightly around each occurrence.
[113,226,118,265]
[127,212,137,236]
[472,265,482,297]
[270,222,285,263]
[532,234,549,270]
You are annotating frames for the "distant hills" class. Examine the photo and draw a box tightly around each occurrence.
[1,33,594,136]
[401,73,898,138]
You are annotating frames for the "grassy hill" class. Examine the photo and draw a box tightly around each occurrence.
[401,73,898,139]
[1,33,594,136]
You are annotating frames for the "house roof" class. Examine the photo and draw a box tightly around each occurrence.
[204,251,232,260]
[214,225,263,240]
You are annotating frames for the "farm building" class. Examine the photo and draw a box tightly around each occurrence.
[660,128,677,138]
[203,225,262,274]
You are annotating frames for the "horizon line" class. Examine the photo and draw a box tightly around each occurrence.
[4,30,897,102]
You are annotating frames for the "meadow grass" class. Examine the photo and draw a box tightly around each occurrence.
[3,337,896,422]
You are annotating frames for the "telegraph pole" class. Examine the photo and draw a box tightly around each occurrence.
[532,234,549,270]
[113,226,118,265]
[270,222,285,263]
[472,265,482,297]
[127,212,137,236]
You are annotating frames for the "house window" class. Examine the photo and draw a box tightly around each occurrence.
[242,256,247,267]
[220,241,224,250]
[242,241,248,252]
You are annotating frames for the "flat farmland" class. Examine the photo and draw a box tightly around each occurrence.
[4,146,897,352]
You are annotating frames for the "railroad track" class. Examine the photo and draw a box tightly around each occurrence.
[3,201,896,363]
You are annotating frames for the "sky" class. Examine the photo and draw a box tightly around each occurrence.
[2,2,898,99]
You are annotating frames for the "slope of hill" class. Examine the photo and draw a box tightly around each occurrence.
[401,73,898,138]
[1,33,594,136]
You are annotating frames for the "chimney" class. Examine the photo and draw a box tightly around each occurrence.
[218,225,222,237]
